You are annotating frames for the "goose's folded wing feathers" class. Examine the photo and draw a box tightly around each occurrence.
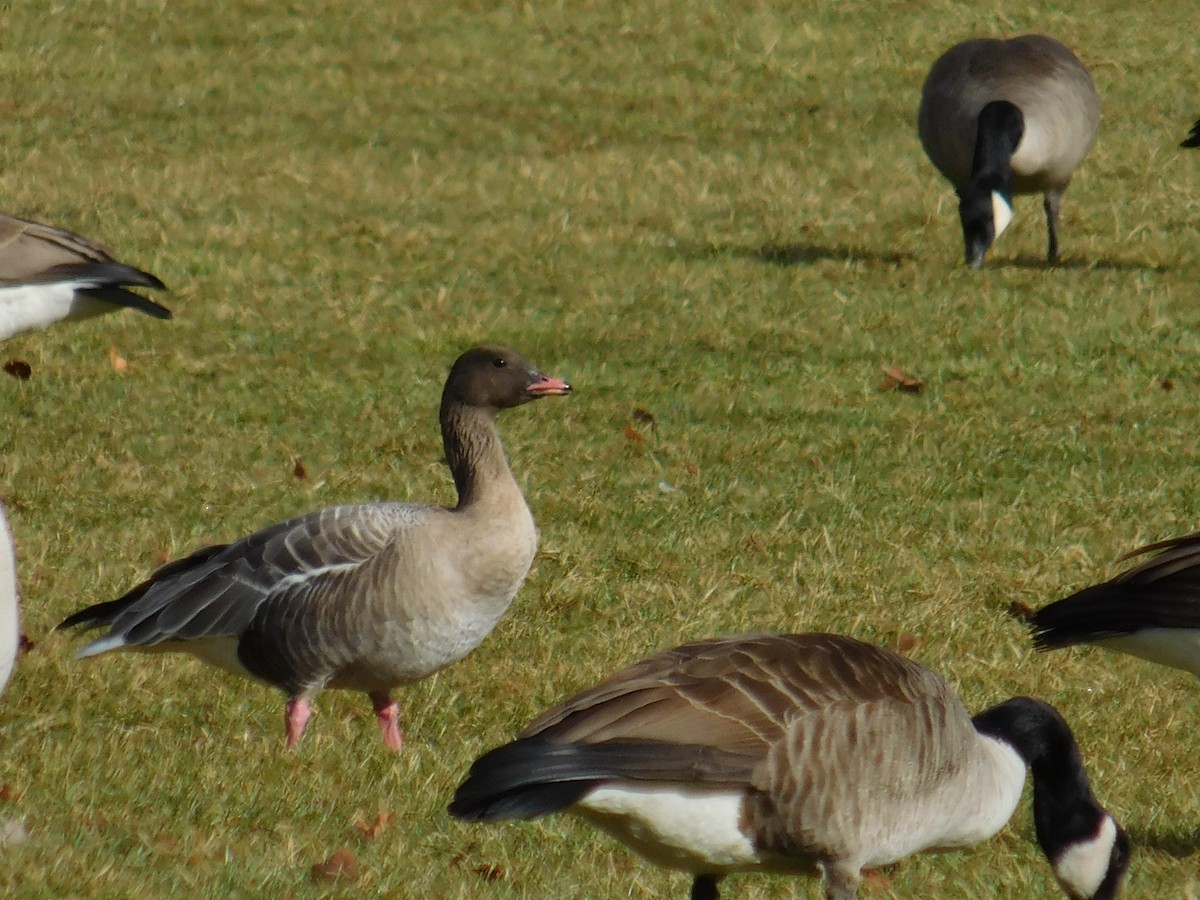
[522,634,949,761]
[62,503,433,651]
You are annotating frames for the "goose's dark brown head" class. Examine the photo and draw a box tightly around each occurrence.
[443,346,571,411]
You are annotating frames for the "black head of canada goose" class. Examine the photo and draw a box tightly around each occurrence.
[1181,120,1200,148]
[0,503,17,696]
[918,35,1101,269]
[58,346,570,749]
[1030,530,1200,677]
[0,211,168,340]
[449,633,1128,900]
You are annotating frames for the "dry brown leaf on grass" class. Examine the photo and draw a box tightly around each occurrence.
[877,365,924,394]
[622,425,645,444]
[353,810,393,839]
[3,358,31,380]
[153,548,173,566]
[108,347,128,373]
[0,784,20,804]
[894,632,919,655]
[310,847,359,883]
[449,853,507,882]
[1007,600,1037,622]
[862,868,892,892]
[292,457,309,482]
[1160,378,1175,391]
[17,634,33,653]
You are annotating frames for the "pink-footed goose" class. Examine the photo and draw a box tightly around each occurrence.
[0,503,17,695]
[58,346,570,749]
[918,35,1101,269]
[1030,530,1200,677]
[450,633,1128,900]
[0,211,168,340]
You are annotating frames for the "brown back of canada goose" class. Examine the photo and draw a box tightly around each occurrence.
[450,633,1128,899]
[918,35,1100,268]
[59,346,571,750]
[0,211,168,340]
[0,503,17,695]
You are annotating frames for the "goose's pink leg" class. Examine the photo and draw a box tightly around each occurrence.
[370,691,404,751]
[285,697,313,748]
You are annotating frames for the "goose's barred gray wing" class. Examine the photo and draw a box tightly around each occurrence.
[59,503,431,661]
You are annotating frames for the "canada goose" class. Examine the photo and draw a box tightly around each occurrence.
[58,345,571,749]
[1181,120,1200,148]
[1030,531,1200,676]
[0,503,18,695]
[918,35,1101,269]
[0,211,168,341]
[449,633,1128,899]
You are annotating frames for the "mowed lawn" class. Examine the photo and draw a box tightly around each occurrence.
[2,0,1200,896]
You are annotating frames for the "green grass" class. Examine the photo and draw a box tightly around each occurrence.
[2,0,1200,895]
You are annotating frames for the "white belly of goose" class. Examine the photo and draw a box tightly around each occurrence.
[0,283,110,338]
[575,785,766,873]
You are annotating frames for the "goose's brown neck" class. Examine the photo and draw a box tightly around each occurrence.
[440,400,515,510]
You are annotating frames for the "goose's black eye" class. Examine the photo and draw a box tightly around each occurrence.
[493,357,507,368]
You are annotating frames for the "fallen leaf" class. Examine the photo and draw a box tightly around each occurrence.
[631,407,657,428]
[0,784,19,804]
[153,549,173,566]
[1007,600,1037,622]
[17,634,33,654]
[2,359,31,380]
[293,458,309,482]
[1161,378,1175,391]
[894,632,918,655]
[622,425,645,444]
[353,810,393,839]
[448,854,506,882]
[682,461,700,476]
[108,347,128,373]
[473,863,505,882]
[310,847,359,883]
[862,869,892,892]
[878,365,924,394]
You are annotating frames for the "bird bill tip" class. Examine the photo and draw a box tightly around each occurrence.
[528,376,572,397]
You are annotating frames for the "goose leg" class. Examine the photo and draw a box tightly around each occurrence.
[370,691,405,751]
[285,697,313,747]
[821,861,860,900]
[1043,189,1063,265]
[691,874,720,900]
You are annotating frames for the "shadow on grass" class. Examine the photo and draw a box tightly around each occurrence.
[674,240,909,267]
[1126,826,1200,859]
[991,255,1170,273]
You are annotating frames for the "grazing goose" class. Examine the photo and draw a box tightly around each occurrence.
[1181,120,1200,148]
[918,35,1101,269]
[0,211,168,341]
[449,633,1128,899]
[1030,531,1200,676]
[0,503,18,695]
[58,345,570,749]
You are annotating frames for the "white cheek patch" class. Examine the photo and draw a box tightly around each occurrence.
[1054,815,1118,899]
[991,192,1014,239]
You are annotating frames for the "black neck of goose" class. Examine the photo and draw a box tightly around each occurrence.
[440,399,507,510]
[973,697,1128,897]
[970,100,1023,194]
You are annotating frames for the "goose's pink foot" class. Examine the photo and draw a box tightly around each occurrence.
[370,692,404,751]
[285,697,313,748]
